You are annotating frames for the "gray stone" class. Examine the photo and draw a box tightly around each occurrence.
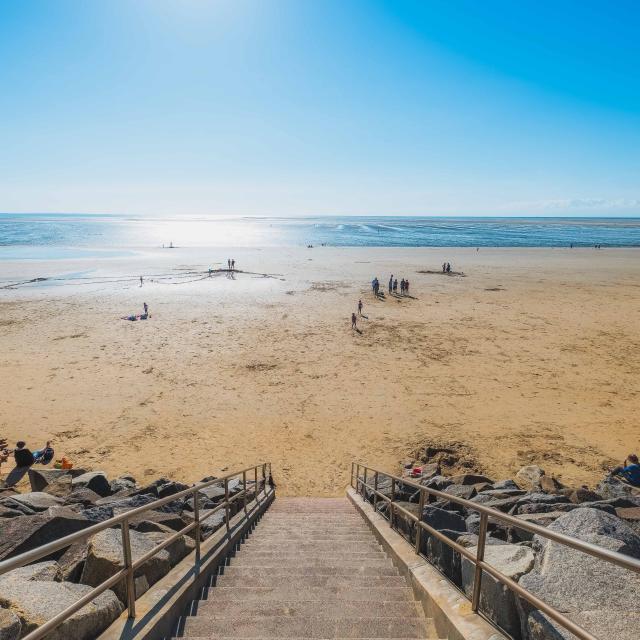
[518,508,640,639]
[596,476,640,500]
[58,542,88,582]
[157,481,189,499]
[0,609,21,640]
[462,544,534,639]
[27,469,73,493]
[145,531,195,565]
[539,474,564,494]
[450,473,493,486]
[562,487,603,504]
[492,480,520,491]
[0,578,122,640]
[0,561,62,583]
[420,475,453,492]
[71,472,112,497]
[81,528,171,604]
[0,506,24,519]
[182,509,225,540]
[128,511,188,534]
[514,465,545,491]
[63,488,102,506]
[516,502,615,516]
[422,506,467,533]
[507,511,566,542]
[81,505,114,522]
[95,493,157,513]
[109,475,137,494]
[443,484,477,500]
[1,492,63,512]
[0,507,92,561]
[457,534,507,548]
[419,462,441,479]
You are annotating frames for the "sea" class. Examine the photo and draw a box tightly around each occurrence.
[1,214,639,260]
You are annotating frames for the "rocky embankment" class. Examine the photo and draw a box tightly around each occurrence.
[0,469,250,640]
[363,448,640,640]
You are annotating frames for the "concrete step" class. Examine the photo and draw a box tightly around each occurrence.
[221,566,399,577]
[205,587,415,602]
[182,615,430,638]
[216,575,408,588]
[230,557,394,568]
[241,542,383,552]
[231,553,389,563]
[193,600,422,619]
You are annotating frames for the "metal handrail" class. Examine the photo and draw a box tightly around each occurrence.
[351,462,640,640]
[0,462,273,640]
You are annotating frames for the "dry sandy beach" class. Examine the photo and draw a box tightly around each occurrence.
[1,247,638,495]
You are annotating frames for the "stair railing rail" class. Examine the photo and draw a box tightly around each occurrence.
[351,462,640,640]
[0,462,273,640]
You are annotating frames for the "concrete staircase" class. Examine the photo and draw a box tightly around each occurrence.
[176,497,438,639]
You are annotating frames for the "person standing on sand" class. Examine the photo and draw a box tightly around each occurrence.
[446,262,451,273]
[442,262,446,273]
[140,276,143,287]
[388,275,393,293]
[393,278,398,293]
[358,299,363,315]
[143,302,148,316]
[405,279,409,295]
[351,312,357,330]
[400,279,405,294]
[227,259,231,270]
[231,259,235,271]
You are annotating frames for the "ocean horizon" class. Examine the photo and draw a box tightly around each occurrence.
[1,214,640,259]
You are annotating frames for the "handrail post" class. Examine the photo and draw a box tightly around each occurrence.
[193,488,201,561]
[254,466,260,505]
[242,470,248,516]
[472,513,488,612]
[262,463,267,497]
[356,463,361,493]
[351,462,355,488]
[121,520,136,619]
[415,488,425,553]
[224,478,230,537]
[362,467,368,500]
[390,477,395,528]
[374,471,378,513]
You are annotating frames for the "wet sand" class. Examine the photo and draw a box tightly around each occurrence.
[1,247,638,495]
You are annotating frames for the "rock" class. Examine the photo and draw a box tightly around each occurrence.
[95,493,157,515]
[539,475,564,494]
[443,484,477,500]
[518,508,640,639]
[0,609,21,640]
[0,507,92,561]
[457,534,506,548]
[422,506,467,533]
[64,488,102,506]
[71,472,112,498]
[81,506,114,522]
[492,479,520,491]
[596,476,639,500]
[58,542,88,582]
[81,528,171,604]
[450,473,493,486]
[479,488,528,498]
[465,513,503,536]
[472,495,522,513]
[562,487,603,504]
[128,511,189,534]
[420,475,453,492]
[0,506,24,519]
[514,465,545,491]
[1,492,64,512]
[506,511,566,542]
[182,509,226,539]
[419,463,441,479]
[0,561,62,583]
[157,481,189,499]
[421,529,464,586]
[617,506,640,521]
[511,493,571,514]
[146,531,195,565]
[462,543,534,639]
[27,469,73,493]
[516,502,615,516]
[0,576,122,640]
[109,475,137,494]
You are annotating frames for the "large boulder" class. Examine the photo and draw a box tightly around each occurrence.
[109,475,137,494]
[0,492,63,513]
[514,466,545,492]
[71,472,112,498]
[596,476,640,501]
[0,572,122,640]
[63,488,102,507]
[450,473,493,486]
[518,508,640,639]
[128,511,189,534]
[81,528,171,604]
[145,531,195,566]
[461,544,534,639]
[443,484,477,500]
[422,506,467,533]
[27,469,73,493]
[58,542,88,582]
[0,507,92,561]
[0,609,21,640]
[1,561,62,582]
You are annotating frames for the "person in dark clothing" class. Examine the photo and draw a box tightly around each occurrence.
[405,279,409,295]
[446,262,451,273]
[400,279,405,294]
[612,454,640,487]
[358,299,363,315]
[4,441,34,488]
[351,312,357,330]
[231,259,235,271]
[388,276,393,293]
[393,278,398,293]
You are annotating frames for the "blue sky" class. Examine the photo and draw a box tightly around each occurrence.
[0,0,639,216]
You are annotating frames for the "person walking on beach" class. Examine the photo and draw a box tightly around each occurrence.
[388,275,393,293]
[231,259,235,271]
[351,312,357,330]
[405,279,409,295]
[3,441,34,488]
[227,259,231,270]
[400,279,405,295]
[358,299,363,315]
[143,302,148,316]
[442,262,446,273]
[393,278,398,293]
[139,276,143,287]
[446,262,451,273]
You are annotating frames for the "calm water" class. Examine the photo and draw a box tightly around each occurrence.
[1,214,639,259]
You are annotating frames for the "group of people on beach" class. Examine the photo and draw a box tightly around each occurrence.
[388,274,410,295]
[1,438,55,488]
[227,259,236,271]
[442,262,452,273]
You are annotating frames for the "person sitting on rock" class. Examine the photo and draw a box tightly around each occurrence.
[3,441,35,488]
[612,454,640,487]
[33,440,55,465]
